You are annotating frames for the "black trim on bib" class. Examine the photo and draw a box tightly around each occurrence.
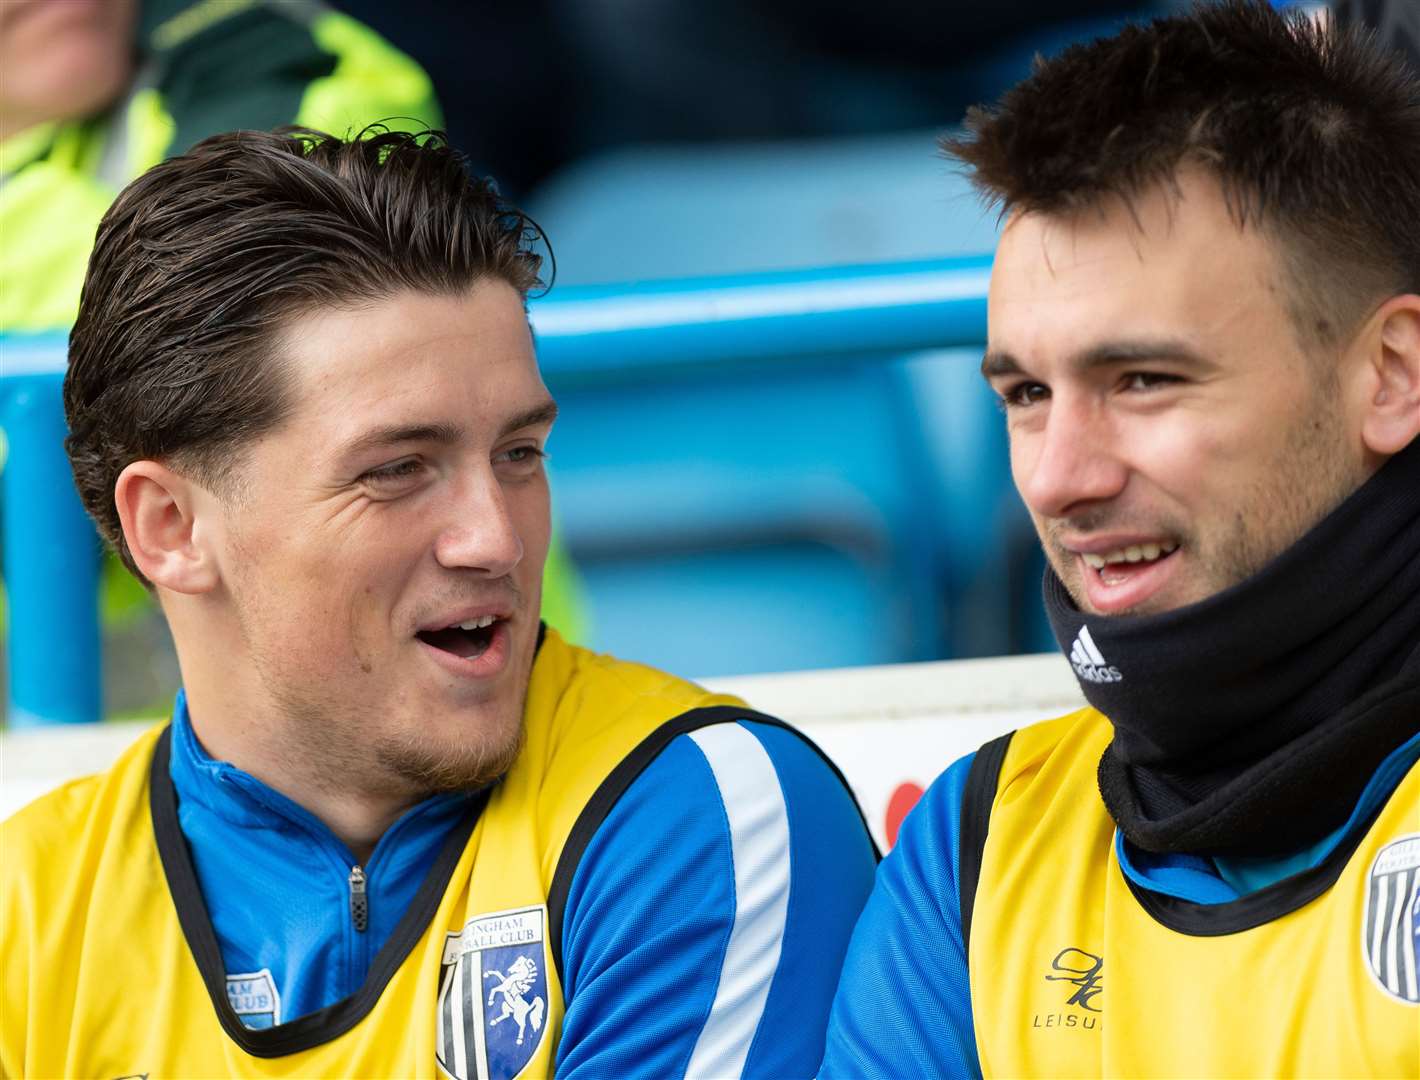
[1121,788,1395,936]
[546,705,881,986]
[149,728,486,1057]
[958,731,1014,955]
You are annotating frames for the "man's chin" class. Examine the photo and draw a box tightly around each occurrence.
[375,715,526,795]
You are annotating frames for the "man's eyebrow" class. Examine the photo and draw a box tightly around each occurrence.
[980,340,1214,379]
[981,350,1022,379]
[1069,339,1215,372]
[340,421,464,458]
[338,400,558,459]
[499,399,558,438]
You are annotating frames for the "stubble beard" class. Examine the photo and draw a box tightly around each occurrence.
[249,672,531,801]
[372,690,529,795]
[223,519,541,803]
[1044,379,1367,617]
[235,602,534,801]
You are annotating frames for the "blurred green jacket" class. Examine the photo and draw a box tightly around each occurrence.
[2,0,442,331]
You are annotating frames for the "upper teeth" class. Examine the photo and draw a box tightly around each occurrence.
[455,615,497,630]
[1082,541,1178,569]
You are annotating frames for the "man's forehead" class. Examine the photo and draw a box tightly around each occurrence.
[994,176,1276,297]
[986,181,1291,371]
[993,169,1262,278]
[282,298,530,376]
[260,290,548,461]
[278,286,537,390]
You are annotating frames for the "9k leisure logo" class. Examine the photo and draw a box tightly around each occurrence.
[1034,947,1103,1032]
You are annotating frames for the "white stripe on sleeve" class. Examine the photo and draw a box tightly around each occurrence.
[683,722,792,1080]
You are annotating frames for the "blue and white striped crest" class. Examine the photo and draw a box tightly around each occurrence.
[436,906,549,1079]
[1363,834,1420,1005]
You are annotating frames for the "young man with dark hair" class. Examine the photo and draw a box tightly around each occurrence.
[0,128,877,1079]
[822,3,1420,1075]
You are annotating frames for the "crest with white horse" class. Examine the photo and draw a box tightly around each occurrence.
[484,955,546,1045]
[437,906,550,1080]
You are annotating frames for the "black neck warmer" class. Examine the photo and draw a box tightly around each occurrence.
[1044,438,1420,856]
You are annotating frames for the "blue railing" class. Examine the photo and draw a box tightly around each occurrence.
[0,255,993,725]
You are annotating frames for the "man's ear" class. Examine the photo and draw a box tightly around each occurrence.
[113,460,220,594]
[1358,295,1420,457]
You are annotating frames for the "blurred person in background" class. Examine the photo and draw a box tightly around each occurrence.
[0,0,583,716]
[0,126,877,1079]
[822,3,1420,1076]
[0,0,438,333]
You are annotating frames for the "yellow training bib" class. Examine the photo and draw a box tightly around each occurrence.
[967,709,1419,1079]
[1,630,756,1079]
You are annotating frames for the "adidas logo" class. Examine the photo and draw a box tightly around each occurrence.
[1069,625,1123,684]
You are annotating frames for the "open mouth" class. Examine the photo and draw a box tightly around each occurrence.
[1082,541,1179,585]
[1076,539,1182,614]
[416,614,502,660]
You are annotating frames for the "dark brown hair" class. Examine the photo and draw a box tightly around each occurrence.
[65,127,545,581]
[944,0,1420,348]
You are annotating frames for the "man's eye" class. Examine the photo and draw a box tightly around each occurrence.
[495,445,547,470]
[361,458,424,484]
[1123,372,1182,392]
[997,382,1050,410]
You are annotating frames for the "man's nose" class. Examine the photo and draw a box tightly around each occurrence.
[1015,398,1129,520]
[433,472,524,576]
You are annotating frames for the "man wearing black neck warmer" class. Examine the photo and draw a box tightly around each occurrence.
[822,3,1420,1077]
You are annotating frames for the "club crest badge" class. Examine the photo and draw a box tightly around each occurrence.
[1362,834,1420,1005]
[436,905,550,1079]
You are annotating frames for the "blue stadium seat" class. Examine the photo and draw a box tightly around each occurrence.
[530,129,1002,284]
[529,130,1045,675]
[547,355,942,675]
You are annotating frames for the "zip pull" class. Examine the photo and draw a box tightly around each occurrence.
[348,865,368,933]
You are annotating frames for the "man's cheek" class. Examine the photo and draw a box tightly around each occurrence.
[1009,434,1041,496]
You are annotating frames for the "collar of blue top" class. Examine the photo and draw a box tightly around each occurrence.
[152,716,484,1056]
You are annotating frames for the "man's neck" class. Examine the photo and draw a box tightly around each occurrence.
[166,603,428,861]
[180,688,418,865]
